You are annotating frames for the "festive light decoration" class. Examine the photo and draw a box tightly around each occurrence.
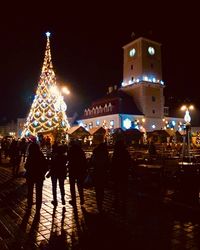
[21,32,70,137]
[121,76,164,87]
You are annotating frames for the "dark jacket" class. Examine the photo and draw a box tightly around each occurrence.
[67,144,87,178]
[25,143,48,182]
[49,151,68,178]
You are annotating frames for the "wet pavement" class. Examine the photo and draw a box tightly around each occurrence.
[1,159,200,249]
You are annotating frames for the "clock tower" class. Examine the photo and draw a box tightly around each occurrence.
[121,37,165,128]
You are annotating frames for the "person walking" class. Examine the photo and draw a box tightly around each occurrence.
[24,141,48,213]
[67,141,87,207]
[91,142,110,213]
[47,145,68,206]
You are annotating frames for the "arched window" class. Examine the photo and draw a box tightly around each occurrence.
[99,106,102,113]
[108,103,112,112]
[104,104,108,112]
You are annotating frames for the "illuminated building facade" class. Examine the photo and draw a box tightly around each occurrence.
[78,36,184,133]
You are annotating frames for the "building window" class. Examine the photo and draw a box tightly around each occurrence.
[152,96,156,102]
[103,120,107,128]
[96,120,100,126]
[150,63,154,69]
[131,65,133,70]
[108,103,112,112]
[110,120,114,129]
[152,109,155,114]
[131,76,134,82]
[164,107,169,116]
[89,122,93,129]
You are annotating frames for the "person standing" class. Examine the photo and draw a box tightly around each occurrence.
[9,139,21,177]
[111,140,132,210]
[47,145,68,206]
[67,141,87,207]
[25,141,48,212]
[91,142,110,213]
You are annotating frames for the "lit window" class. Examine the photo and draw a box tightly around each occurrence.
[89,122,93,129]
[110,120,114,128]
[96,120,100,126]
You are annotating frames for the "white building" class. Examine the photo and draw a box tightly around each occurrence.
[78,36,184,133]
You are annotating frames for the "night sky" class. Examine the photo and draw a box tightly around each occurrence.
[0,2,199,124]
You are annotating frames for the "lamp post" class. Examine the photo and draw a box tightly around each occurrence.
[181,105,194,161]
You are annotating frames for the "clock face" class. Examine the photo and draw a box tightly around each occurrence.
[129,48,136,57]
[148,46,155,55]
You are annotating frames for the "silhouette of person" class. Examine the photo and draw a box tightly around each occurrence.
[9,139,21,177]
[91,142,110,213]
[67,141,87,206]
[111,140,131,209]
[148,141,157,160]
[19,137,28,163]
[47,145,68,206]
[25,141,48,212]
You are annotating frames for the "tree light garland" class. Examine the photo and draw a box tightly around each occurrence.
[21,32,70,137]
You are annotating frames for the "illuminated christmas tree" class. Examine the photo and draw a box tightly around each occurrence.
[21,32,70,138]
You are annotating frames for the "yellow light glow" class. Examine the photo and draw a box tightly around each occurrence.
[62,87,70,95]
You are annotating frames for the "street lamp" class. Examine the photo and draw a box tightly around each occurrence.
[181,105,194,161]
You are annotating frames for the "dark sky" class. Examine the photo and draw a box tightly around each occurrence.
[0,2,199,122]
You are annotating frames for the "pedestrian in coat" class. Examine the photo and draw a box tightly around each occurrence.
[47,145,68,206]
[91,142,110,213]
[111,140,132,209]
[25,142,48,212]
[67,141,87,207]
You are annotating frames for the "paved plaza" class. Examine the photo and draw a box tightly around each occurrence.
[1,159,200,249]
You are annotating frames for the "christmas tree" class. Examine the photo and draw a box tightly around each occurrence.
[21,32,70,138]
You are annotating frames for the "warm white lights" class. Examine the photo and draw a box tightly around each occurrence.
[181,105,194,124]
[62,86,70,95]
[46,31,51,37]
[21,32,70,137]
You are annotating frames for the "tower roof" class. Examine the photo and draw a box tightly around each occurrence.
[122,37,161,49]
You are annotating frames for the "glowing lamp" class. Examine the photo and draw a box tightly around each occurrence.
[184,110,191,124]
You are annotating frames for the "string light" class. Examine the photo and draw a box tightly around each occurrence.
[21,32,70,137]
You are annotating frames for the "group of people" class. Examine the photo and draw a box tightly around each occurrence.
[24,138,132,214]
[0,137,28,176]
